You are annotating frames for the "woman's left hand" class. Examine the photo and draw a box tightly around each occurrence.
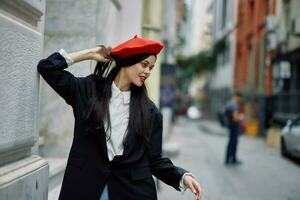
[184,175,203,200]
[90,45,112,62]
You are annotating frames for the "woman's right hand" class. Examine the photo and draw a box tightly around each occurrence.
[68,46,112,64]
[89,45,112,62]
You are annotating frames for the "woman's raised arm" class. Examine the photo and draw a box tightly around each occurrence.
[69,46,111,63]
[37,46,111,106]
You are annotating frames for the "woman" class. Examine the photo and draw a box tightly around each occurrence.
[38,35,202,200]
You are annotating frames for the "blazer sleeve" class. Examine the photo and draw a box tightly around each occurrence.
[37,52,80,106]
[147,109,189,191]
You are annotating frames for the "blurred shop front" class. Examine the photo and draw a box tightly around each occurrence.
[271,48,300,126]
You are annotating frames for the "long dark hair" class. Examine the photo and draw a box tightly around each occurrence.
[83,53,156,148]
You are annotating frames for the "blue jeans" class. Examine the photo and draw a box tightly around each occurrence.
[99,184,109,200]
[225,124,239,163]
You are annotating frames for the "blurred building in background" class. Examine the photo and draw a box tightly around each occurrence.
[171,0,214,118]
[205,0,237,119]
[234,0,269,137]
[183,0,213,111]
[159,0,186,113]
[267,0,300,126]
[262,0,300,148]
[182,0,213,56]
[199,0,300,139]
[232,0,300,137]
[0,1,48,199]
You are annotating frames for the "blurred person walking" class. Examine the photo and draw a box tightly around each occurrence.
[224,92,244,165]
[37,36,202,200]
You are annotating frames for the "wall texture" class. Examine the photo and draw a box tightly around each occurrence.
[0,0,49,199]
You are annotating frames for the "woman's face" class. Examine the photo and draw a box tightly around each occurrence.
[124,55,157,87]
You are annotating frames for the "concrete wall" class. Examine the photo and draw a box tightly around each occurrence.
[0,0,49,199]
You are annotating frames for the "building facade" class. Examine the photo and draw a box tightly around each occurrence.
[0,1,49,199]
[233,0,300,136]
[234,0,269,136]
[267,0,300,125]
[206,0,237,119]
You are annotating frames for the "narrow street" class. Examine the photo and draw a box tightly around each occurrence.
[158,118,300,200]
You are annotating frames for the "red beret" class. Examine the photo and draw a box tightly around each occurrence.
[111,35,164,59]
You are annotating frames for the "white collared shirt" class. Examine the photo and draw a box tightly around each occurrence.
[104,81,130,161]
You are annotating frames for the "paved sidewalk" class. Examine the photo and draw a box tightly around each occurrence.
[198,119,228,136]
[158,117,300,200]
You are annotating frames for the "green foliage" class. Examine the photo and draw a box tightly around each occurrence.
[177,36,227,79]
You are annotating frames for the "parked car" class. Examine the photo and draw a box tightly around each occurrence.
[281,115,300,159]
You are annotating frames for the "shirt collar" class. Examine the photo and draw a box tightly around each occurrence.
[111,81,131,104]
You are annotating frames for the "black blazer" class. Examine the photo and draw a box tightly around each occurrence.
[37,52,188,200]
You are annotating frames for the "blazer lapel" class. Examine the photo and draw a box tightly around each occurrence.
[87,125,109,162]
[123,128,137,155]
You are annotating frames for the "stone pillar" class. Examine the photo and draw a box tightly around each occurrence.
[0,0,49,199]
[142,0,163,106]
